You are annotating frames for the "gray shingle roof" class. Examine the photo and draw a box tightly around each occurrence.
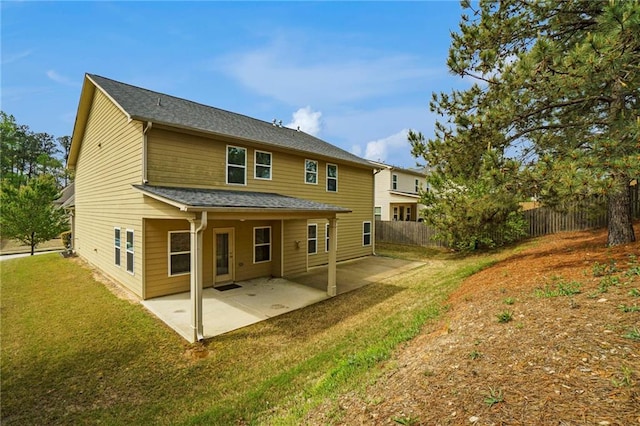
[88,74,372,168]
[133,185,351,213]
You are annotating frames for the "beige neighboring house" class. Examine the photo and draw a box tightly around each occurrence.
[370,160,427,222]
[67,74,375,341]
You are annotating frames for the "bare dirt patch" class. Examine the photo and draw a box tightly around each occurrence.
[307,226,640,425]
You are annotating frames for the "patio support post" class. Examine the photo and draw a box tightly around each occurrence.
[189,211,208,342]
[327,217,338,296]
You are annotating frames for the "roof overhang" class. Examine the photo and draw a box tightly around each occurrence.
[389,190,421,199]
[133,185,352,217]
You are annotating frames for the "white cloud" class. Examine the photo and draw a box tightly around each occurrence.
[285,106,322,136]
[2,49,33,65]
[46,70,77,86]
[213,39,441,106]
[362,129,410,163]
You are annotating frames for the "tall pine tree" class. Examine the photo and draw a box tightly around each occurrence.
[412,0,639,246]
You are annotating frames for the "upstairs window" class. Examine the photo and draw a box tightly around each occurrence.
[415,179,419,193]
[254,227,271,263]
[114,228,121,266]
[308,224,317,254]
[327,164,337,192]
[305,159,318,184]
[392,174,398,190]
[126,230,134,274]
[168,231,190,276]
[227,146,246,185]
[374,207,382,221]
[255,150,272,180]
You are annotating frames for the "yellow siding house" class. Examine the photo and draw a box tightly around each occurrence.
[67,74,375,341]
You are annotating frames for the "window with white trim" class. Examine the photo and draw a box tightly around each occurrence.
[415,179,419,193]
[227,145,246,185]
[393,207,399,221]
[406,207,412,221]
[326,164,337,192]
[363,221,372,246]
[305,159,318,184]
[168,231,190,276]
[325,223,330,252]
[392,174,398,190]
[308,224,317,254]
[254,227,271,263]
[114,228,121,266]
[374,207,382,221]
[255,150,272,180]
[126,230,134,274]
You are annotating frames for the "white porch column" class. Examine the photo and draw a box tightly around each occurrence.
[189,212,208,342]
[327,217,338,297]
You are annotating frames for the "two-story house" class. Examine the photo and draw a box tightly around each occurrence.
[370,160,427,221]
[68,74,375,341]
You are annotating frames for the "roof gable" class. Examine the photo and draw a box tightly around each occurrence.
[71,74,372,169]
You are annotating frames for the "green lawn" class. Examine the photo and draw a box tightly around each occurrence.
[1,245,497,425]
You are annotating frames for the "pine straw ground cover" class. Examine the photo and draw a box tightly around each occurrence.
[305,225,640,425]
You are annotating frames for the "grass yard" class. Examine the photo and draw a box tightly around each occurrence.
[1,245,495,424]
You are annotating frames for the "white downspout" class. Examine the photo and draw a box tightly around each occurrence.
[190,211,208,342]
[142,121,152,184]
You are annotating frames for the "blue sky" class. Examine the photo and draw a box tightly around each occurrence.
[2,1,467,168]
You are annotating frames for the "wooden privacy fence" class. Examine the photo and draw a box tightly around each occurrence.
[376,185,640,247]
[375,220,446,247]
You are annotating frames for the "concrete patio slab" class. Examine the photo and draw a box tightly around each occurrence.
[142,255,424,341]
[289,255,425,294]
[142,277,328,341]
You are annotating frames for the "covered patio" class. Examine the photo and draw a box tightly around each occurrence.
[142,256,424,341]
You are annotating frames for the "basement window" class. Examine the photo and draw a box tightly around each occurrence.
[168,231,190,276]
[308,224,317,254]
[363,221,372,246]
[126,230,134,274]
[254,227,271,263]
[114,228,121,267]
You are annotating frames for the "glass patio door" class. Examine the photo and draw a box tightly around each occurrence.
[213,228,234,284]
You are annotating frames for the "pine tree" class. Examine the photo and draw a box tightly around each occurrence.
[412,0,639,246]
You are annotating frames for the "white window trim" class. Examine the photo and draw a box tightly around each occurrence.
[253,226,272,264]
[304,159,318,185]
[393,207,399,221]
[406,207,412,221]
[226,145,247,186]
[126,229,134,275]
[168,230,190,277]
[326,163,338,192]
[114,227,121,267]
[392,174,398,190]
[363,221,372,247]
[308,223,318,254]
[254,150,272,181]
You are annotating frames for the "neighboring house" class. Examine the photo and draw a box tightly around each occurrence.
[370,160,427,221]
[67,74,375,341]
